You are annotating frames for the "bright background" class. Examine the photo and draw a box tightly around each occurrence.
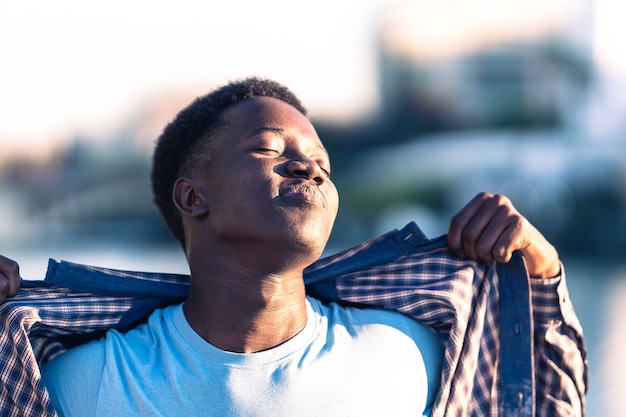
[2,1,625,414]
[0,0,388,157]
[4,0,623,157]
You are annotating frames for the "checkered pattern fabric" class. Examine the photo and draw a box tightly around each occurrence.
[0,223,587,416]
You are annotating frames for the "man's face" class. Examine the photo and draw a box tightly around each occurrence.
[195,97,339,260]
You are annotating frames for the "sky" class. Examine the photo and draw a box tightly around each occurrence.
[0,0,388,157]
[1,0,623,159]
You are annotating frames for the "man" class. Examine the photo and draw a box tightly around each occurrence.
[0,77,586,416]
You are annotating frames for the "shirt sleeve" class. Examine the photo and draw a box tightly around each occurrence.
[529,267,588,417]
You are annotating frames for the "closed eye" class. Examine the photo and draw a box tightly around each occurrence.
[319,165,332,178]
[254,148,281,155]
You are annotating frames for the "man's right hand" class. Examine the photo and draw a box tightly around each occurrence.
[0,255,22,303]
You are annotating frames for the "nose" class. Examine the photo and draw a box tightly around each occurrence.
[285,158,324,185]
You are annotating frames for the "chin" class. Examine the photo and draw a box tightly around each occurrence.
[288,232,329,260]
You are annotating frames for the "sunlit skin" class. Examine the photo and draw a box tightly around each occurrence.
[0,99,560,353]
[175,97,339,353]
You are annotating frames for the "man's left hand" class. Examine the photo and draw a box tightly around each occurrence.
[446,192,560,279]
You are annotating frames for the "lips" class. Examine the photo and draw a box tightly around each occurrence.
[279,183,325,207]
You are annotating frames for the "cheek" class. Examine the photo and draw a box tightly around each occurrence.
[321,185,340,235]
[327,184,340,215]
[219,174,277,221]
[215,162,275,197]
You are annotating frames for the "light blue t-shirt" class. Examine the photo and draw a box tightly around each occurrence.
[41,297,443,417]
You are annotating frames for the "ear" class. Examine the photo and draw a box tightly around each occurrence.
[172,177,210,218]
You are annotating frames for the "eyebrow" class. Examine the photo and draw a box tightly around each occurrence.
[249,127,284,136]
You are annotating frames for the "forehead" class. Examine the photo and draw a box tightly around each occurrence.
[217,97,325,150]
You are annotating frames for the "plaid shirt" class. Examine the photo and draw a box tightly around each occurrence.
[0,222,587,417]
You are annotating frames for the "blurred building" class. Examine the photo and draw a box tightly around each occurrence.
[328,1,625,258]
[376,1,592,133]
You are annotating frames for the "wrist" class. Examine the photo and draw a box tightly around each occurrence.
[529,262,561,279]
[523,241,560,279]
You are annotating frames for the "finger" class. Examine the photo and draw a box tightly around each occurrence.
[460,203,501,262]
[454,193,505,260]
[0,276,10,303]
[470,201,518,262]
[479,218,522,264]
[447,192,493,256]
[0,254,22,301]
[489,216,527,263]
[473,196,529,263]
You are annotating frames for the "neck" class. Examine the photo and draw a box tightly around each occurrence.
[183,260,309,353]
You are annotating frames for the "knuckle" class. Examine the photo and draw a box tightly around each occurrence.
[0,277,9,295]
[492,193,511,207]
[508,215,526,233]
[445,233,458,249]
[461,222,481,241]
[476,191,492,200]
[4,259,20,278]
[494,246,509,260]
[476,245,491,259]
[0,258,21,299]
[449,214,462,230]
[460,230,474,245]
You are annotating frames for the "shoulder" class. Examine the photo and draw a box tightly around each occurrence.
[307,296,443,361]
[307,296,444,414]
[309,296,440,338]
[40,304,181,416]
[41,338,106,417]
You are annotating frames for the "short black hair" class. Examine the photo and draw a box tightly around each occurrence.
[151,77,307,248]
